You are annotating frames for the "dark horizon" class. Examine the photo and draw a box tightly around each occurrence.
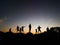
[0,26,59,45]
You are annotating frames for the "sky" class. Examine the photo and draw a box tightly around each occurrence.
[0,0,60,34]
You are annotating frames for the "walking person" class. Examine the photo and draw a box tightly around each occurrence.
[37,26,41,32]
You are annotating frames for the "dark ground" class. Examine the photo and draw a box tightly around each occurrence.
[0,27,60,45]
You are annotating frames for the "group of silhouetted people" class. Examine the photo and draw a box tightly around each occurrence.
[35,26,41,33]
[9,24,50,33]
[17,25,25,33]
[8,24,60,33]
[28,24,42,33]
[16,24,32,33]
[9,24,42,33]
[16,24,42,33]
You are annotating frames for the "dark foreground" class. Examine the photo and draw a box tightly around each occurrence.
[0,29,60,45]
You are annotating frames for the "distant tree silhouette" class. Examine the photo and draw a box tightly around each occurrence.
[29,24,32,32]
[9,28,11,32]
[17,25,19,32]
[50,27,60,33]
[50,27,55,31]
[54,27,60,32]
[37,26,41,32]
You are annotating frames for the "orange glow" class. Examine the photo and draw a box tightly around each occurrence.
[0,26,46,34]
[0,23,60,34]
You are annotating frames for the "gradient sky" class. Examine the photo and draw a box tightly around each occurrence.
[0,0,60,34]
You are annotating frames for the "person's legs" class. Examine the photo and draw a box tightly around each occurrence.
[29,28,31,32]
[40,30,41,32]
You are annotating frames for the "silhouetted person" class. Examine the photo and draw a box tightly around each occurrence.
[46,27,49,31]
[21,26,25,32]
[35,29,37,33]
[17,25,19,32]
[9,28,11,32]
[37,26,41,32]
[20,27,22,33]
[29,24,32,32]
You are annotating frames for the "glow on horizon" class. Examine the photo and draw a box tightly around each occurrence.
[0,14,60,34]
[0,23,60,34]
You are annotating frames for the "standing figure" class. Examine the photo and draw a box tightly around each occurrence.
[21,26,25,32]
[17,25,19,32]
[29,24,32,32]
[9,28,11,32]
[35,29,37,33]
[46,27,49,31]
[20,27,22,33]
[38,26,41,32]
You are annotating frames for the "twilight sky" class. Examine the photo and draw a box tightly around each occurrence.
[0,0,60,34]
